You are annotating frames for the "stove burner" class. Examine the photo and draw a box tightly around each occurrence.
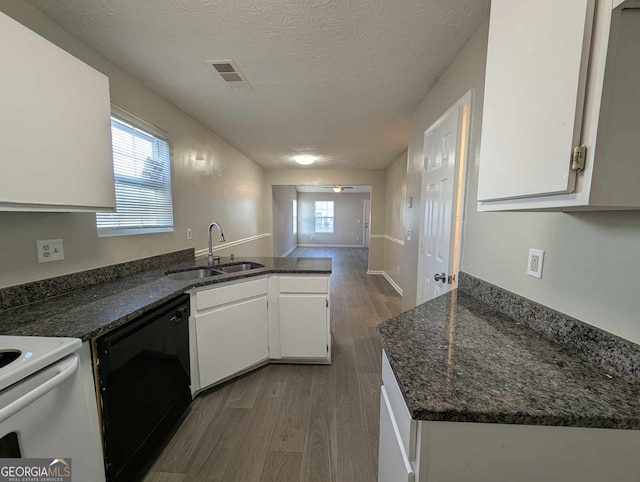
[0,350,21,369]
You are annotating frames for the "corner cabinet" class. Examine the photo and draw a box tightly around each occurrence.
[477,0,640,211]
[190,273,331,393]
[0,12,115,212]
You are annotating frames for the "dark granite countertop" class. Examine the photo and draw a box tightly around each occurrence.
[0,256,331,341]
[377,289,640,430]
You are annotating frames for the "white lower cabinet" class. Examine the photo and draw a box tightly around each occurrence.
[279,295,328,358]
[378,386,415,482]
[191,274,331,393]
[379,350,640,482]
[193,278,269,390]
[275,276,330,361]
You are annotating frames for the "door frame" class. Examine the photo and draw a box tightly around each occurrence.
[416,90,473,306]
[363,199,371,248]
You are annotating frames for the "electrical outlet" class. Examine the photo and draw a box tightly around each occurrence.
[36,239,64,263]
[407,228,412,241]
[527,248,545,279]
[397,266,400,275]
[186,228,193,240]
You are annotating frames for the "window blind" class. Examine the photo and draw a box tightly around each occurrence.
[97,107,174,236]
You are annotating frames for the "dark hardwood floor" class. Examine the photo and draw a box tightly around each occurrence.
[144,247,403,482]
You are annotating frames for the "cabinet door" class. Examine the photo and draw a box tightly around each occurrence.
[196,296,269,388]
[278,295,327,359]
[378,386,415,482]
[477,0,595,202]
[0,12,114,211]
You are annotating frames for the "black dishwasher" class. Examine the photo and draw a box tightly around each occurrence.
[96,295,191,482]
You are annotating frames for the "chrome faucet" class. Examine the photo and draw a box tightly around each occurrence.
[207,222,225,265]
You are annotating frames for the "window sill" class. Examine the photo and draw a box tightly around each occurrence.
[97,227,174,237]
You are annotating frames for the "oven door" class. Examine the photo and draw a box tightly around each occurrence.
[0,354,101,480]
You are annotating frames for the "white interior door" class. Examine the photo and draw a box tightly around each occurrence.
[417,105,462,305]
[363,200,371,248]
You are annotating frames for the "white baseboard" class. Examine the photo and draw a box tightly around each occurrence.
[367,270,403,296]
[370,234,405,246]
[298,244,365,248]
[281,245,297,257]
[195,232,272,258]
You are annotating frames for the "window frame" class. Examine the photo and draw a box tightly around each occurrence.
[314,200,335,234]
[97,104,174,237]
[293,198,298,236]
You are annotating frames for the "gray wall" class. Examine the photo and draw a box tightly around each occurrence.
[0,0,267,288]
[384,152,407,288]
[263,169,387,271]
[272,186,297,257]
[297,192,370,246]
[402,19,640,344]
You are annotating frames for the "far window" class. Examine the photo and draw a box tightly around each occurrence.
[97,107,174,236]
[314,201,334,233]
[293,199,297,235]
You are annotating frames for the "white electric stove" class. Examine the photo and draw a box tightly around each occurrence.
[0,335,104,481]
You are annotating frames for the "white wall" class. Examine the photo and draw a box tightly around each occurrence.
[0,0,268,288]
[263,169,387,271]
[297,192,370,247]
[403,18,640,344]
[384,152,407,289]
[272,186,297,257]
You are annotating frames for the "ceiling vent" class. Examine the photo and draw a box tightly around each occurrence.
[207,60,252,91]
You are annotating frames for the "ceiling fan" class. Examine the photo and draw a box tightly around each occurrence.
[324,185,354,193]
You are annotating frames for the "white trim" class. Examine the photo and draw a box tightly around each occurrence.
[281,245,297,257]
[371,234,405,246]
[385,235,405,246]
[367,270,403,296]
[298,243,364,248]
[195,233,272,257]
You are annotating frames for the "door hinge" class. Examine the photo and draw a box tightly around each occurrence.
[327,344,329,352]
[266,299,269,308]
[447,274,456,285]
[571,145,587,172]
[326,299,329,308]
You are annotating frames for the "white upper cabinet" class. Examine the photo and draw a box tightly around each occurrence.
[0,12,115,212]
[477,0,640,211]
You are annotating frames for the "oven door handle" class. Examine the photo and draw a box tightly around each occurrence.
[0,354,79,424]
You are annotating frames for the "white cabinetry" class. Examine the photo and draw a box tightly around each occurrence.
[192,278,269,390]
[379,350,640,482]
[273,276,330,361]
[477,0,640,211]
[190,273,331,393]
[0,12,115,212]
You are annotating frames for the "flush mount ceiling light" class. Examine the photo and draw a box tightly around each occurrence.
[333,186,343,193]
[293,155,316,165]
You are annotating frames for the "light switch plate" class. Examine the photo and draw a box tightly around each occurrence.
[36,239,64,263]
[527,248,545,278]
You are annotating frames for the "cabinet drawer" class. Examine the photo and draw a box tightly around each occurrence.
[279,276,328,294]
[379,385,415,482]
[382,351,417,459]
[196,278,267,312]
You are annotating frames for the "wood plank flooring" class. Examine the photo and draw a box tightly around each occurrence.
[144,247,403,482]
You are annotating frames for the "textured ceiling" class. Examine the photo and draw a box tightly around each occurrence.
[27,0,489,169]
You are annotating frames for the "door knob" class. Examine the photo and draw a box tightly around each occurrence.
[434,273,446,283]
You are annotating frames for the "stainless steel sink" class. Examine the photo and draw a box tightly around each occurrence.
[166,268,223,280]
[217,262,264,273]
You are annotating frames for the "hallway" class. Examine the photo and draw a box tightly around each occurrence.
[145,247,403,482]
